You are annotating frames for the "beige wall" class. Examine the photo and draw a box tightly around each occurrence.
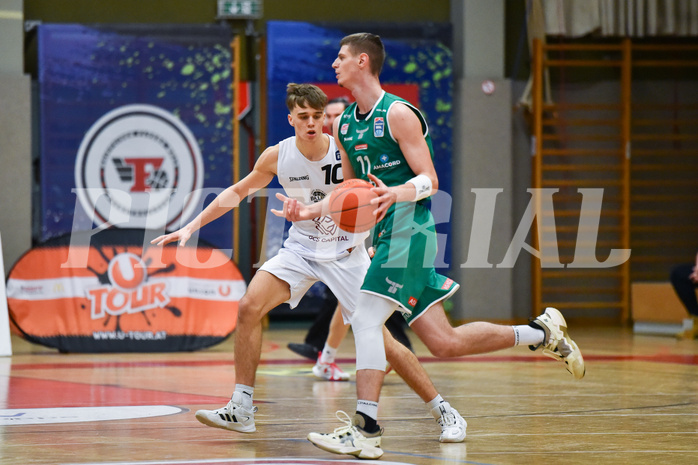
[449,1,522,321]
[0,75,32,274]
[0,1,31,274]
[450,78,516,321]
[0,0,23,74]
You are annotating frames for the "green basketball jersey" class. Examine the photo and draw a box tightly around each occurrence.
[337,91,434,187]
[336,91,459,321]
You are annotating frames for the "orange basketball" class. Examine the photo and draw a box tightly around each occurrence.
[328,179,379,233]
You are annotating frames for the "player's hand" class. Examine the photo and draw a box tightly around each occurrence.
[271,193,314,221]
[150,227,193,247]
[367,174,396,222]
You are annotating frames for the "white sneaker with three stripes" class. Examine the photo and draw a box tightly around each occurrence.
[195,391,257,433]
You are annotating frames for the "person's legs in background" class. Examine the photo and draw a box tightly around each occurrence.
[385,311,412,351]
[288,285,337,359]
[313,304,352,381]
[289,286,414,378]
[671,263,698,338]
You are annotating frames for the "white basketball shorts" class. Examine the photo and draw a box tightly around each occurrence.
[258,243,370,324]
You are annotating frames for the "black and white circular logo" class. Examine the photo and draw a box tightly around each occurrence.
[75,104,204,229]
[310,189,326,203]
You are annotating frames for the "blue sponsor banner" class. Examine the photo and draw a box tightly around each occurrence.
[38,24,233,250]
[266,21,454,273]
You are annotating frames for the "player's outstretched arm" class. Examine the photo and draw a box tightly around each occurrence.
[270,193,327,222]
[151,146,278,247]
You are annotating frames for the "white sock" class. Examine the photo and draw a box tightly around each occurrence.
[513,325,545,346]
[319,343,337,364]
[427,395,453,419]
[356,400,379,420]
[234,384,254,409]
[426,394,445,410]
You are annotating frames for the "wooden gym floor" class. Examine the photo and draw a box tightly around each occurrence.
[1,323,697,465]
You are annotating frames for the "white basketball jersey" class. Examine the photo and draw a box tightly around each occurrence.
[276,135,369,261]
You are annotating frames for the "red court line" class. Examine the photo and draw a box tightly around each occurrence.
[2,377,230,409]
[11,360,240,370]
[10,352,698,371]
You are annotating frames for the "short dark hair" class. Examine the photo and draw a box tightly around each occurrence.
[328,96,350,108]
[285,83,328,112]
[340,33,385,76]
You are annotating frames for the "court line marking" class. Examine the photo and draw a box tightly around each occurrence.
[11,352,698,371]
[0,405,186,426]
[60,458,425,465]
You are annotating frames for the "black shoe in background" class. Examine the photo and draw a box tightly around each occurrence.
[287,342,320,361]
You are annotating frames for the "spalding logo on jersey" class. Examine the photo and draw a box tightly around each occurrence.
[75,104,204,230]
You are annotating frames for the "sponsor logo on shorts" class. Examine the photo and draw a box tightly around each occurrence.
[442,278,454,290]
[385,277,403,294]
[408,296,418,307]
[374,117,384,137]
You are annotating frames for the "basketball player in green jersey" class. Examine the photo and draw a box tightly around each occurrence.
[273,33,584,459]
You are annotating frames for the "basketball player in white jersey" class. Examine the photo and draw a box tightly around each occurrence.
[151,83,467,443]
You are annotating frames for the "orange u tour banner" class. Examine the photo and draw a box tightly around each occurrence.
[6,229,245,353]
